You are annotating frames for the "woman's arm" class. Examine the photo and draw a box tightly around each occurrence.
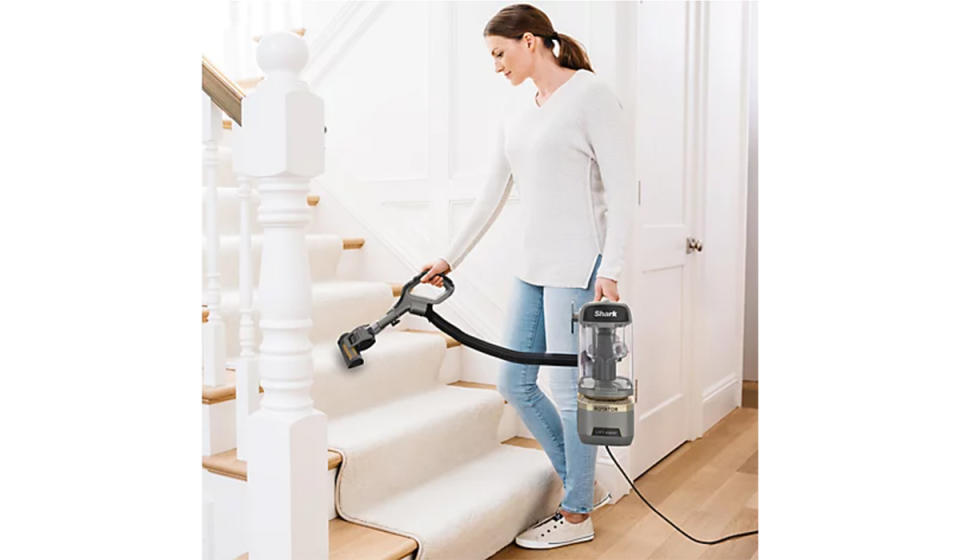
[583,82,635,284]
[440,120,513,269]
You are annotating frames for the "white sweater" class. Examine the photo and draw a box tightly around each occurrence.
[441,68,634,289]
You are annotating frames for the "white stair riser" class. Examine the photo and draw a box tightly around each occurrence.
[203,400,236,457]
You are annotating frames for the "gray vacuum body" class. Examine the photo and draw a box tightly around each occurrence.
[575,301,634,446]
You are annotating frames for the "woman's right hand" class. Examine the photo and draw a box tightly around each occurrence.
[420,259,451,287]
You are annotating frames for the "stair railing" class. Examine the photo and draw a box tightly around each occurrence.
[201,56,260,465]
[201,63,230,389]
[232,31,329,559]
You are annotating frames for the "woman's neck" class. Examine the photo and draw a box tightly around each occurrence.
[531,62,575,100]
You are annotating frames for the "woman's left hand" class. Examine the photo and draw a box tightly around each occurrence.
[594,277,620,302]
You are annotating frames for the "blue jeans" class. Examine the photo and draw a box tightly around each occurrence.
[496,254,602,514]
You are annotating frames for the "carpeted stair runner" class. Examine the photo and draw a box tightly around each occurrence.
[313,323,564,559]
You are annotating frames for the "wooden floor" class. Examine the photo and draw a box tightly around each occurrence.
[491,384,759,560]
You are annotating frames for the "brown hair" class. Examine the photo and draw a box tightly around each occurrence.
[484,4,593,73]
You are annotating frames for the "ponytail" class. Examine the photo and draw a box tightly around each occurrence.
[551,32,593,72]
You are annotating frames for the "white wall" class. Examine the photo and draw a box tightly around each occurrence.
[743,1,758,382]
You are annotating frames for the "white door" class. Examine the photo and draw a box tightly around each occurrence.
[604,2,750,487]
[692,1,751,433]
[607,0,696,483]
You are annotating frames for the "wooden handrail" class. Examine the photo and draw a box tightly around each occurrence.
[201,56,245,126]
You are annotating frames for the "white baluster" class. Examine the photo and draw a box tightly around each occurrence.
[235,174,259,461]
[202,93,227,388]
[234,31,328,560]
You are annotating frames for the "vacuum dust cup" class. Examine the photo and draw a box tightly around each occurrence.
[576,301,634,446]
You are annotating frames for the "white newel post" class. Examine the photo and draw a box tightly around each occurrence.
[235,174,259,461]
[234,31,328,560]
[202,93,227,387]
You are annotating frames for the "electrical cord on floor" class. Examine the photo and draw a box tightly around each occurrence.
[604,446,759,545]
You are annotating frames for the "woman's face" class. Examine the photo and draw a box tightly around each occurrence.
[486,33,533,86]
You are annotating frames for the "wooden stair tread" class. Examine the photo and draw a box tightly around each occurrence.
[448,380,494,390]
[342,237,365,250]
[327,517,418,560]
[204,447,343,480]
[202,382,263,405]
[447,380,505,404]
[235,515,417,560]
[503,436,541,450]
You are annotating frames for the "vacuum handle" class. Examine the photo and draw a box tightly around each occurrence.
[403,270,455,305]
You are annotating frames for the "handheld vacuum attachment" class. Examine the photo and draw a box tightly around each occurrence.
[337,270,455,368]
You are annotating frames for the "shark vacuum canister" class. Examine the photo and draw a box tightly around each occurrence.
[574,301,634,446]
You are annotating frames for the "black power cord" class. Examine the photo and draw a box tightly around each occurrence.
[604,446,759,545]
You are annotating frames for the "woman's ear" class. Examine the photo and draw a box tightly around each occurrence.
[522,31,535,49]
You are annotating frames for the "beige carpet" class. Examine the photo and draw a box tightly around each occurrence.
[306,280,566,559]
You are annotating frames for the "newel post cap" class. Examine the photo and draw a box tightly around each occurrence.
[233,31,325,178]
[257,31,308,75]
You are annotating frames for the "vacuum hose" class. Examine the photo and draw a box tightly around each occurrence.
[423,307,576,367]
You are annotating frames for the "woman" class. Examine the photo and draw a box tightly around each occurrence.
[420,3,633,551]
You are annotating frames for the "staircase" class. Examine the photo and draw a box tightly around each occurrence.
[201,31,564,560]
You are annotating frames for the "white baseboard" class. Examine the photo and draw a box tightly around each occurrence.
[701,372,742,434]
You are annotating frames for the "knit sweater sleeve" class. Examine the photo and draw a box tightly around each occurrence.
[440,120,513,270]
[584,83,635,282]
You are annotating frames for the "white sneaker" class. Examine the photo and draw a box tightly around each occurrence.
[514,511,595,550]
